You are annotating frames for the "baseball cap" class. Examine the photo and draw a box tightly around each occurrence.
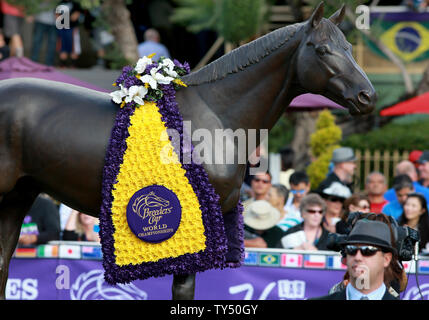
[417,150,429,164]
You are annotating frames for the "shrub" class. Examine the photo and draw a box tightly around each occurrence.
[342,119,429,151]
[307,110,342,188]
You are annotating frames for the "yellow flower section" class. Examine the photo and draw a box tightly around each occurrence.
[111,102,206,266]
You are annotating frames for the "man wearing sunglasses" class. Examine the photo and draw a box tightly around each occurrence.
[242,171,272,212]
[312,219,398,300]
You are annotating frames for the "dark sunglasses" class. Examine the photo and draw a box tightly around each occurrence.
[344,245,381,257]
[306,209,323,214]
[253,178,270,184]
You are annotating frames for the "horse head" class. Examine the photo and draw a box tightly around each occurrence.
[295,2,376,115]
[143,191,170,208]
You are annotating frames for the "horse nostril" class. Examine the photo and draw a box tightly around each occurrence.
[358,91,371,105]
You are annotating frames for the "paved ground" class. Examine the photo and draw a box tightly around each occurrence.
[59,67,121,91]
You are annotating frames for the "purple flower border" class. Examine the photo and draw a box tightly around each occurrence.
[99,84,244,285]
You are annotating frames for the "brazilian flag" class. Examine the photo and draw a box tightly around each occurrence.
[365,11,429,63]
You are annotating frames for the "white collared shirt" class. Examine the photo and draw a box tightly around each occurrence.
[346,282,386,300]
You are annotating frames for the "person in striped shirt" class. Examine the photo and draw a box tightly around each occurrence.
[278,172,311,231]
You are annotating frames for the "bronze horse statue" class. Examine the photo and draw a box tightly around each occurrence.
[0,3,376,299]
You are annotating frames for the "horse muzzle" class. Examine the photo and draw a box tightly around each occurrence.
[347,89,377,115]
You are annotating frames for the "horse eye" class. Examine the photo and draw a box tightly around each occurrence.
[316,45,329,56]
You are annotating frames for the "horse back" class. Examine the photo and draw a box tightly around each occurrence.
[0,78,117,214]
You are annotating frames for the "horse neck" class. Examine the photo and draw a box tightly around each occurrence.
[191,28,305,133]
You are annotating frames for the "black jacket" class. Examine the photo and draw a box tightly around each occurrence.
[25,196,61,244]
[311,288,398,300]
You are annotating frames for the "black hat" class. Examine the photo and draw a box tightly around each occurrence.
[417,150,429,164]
[340,219,396,254]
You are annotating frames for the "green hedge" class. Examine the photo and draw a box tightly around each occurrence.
[342,119,429,151]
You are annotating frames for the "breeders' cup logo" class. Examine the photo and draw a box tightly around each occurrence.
[126,185,182,243]
[70,270,147,300]
[132,191,171,226]
[403,283,429,300]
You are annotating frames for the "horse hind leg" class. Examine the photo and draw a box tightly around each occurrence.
[172,273,196,300]
[0,185,38,299]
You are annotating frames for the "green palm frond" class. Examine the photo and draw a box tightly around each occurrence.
[170,0,218,33]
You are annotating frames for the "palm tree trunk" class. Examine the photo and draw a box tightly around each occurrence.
[290,111,319,171]
[102,0,139,63]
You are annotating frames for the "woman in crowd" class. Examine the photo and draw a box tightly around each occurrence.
[63,209,100,242]
[277,193,330,250]
[398,193,429,252]
[267,184,293,231]
[320,182,349,233]
[243,200,284,248]
[336,193,371,234]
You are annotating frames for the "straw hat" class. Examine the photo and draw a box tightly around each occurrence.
[244,200,280,230]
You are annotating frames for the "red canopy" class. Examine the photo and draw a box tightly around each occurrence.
[380,91,429,116]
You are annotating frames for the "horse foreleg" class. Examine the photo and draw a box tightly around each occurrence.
[0,187,38,299]
[172,273,196,300]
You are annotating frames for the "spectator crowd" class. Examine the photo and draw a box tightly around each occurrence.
[19,147,429,254]
[242,147,429,255]
[0,0,87,67]
[0,0,169,69]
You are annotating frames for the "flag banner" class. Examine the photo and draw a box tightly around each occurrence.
[326,255,347,270]
[281,253,303,268]
[402,260,416,274]
[418,260,429,274]
[244,251,258,265]
[259,253,280,266]
[81,246,103,260]
[303,254,326,269]
[365,11,429,63]
[59,245,81,259]
[37,245,58,258]
[14,248,37,258]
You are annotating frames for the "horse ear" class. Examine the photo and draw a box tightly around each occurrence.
[329,4,346,26]
[310,1,324,28]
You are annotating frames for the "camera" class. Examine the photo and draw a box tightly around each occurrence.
[326,211,420,261]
